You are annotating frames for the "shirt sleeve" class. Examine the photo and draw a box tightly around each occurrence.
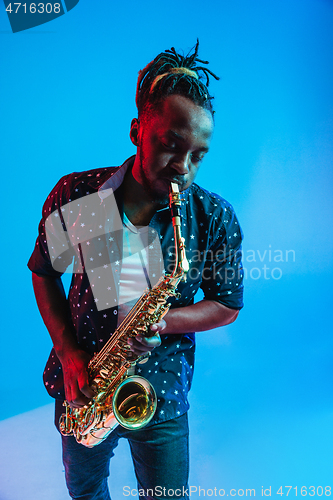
[200,202,244,310]
[28,175,75,278]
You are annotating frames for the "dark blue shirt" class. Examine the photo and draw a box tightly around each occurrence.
[28,156,244,425]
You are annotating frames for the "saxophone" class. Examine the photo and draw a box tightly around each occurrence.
[59,182,189,447]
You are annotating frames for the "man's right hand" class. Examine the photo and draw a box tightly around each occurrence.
[59,349,95,408]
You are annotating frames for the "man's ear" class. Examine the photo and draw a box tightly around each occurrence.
[130,118,140,146]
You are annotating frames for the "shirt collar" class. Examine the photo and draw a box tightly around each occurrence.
[97,156,135,201]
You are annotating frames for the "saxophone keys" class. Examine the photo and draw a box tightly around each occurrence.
[95,391,107,404]
[138,351,151,364]
[78,405,100,436]
[59,408,74,435]
[99,369,110,379]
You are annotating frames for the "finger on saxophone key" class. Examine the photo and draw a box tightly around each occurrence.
[143,331,162,349]
[149,319,167,334]
[127,333,161,355]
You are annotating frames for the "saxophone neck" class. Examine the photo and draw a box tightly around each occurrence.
[169,182,189,278]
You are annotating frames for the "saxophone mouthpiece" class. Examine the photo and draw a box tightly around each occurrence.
[169,182,181,225]
[170,181,179,192]
[169,182,189,279]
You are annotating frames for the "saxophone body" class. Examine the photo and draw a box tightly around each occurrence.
[59,182,189,447]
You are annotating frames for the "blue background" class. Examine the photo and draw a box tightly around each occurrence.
[0,0,332,497]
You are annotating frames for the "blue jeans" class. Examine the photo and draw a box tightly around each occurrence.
[56,402,189,500]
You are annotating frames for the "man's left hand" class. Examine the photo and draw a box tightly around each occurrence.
[128,319,165,356]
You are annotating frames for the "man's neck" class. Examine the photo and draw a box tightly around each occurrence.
[122,168,162,226]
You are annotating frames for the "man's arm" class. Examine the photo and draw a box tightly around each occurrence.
[160,300,239,335]
[32,273,95,407]
[133,300,239,360]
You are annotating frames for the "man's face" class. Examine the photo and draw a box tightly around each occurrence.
[130,94,214,201]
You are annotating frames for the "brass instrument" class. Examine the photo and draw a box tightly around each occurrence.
[59,182,189,447]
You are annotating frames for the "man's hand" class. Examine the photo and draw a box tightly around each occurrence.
[61,321,164,406]
[59,349,95,408]
[127,319,165,356]
[31,274,95,408]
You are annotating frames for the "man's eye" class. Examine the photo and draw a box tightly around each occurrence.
[191,154,205,163]
[162,142,176,150]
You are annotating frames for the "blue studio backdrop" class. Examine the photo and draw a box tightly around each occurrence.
[0,0,332,498]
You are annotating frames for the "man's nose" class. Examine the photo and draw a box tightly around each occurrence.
[171,153,190,175]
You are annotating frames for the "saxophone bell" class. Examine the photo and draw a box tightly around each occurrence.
[112,376,157,430]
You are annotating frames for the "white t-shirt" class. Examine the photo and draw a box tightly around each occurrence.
[117,213,150,325]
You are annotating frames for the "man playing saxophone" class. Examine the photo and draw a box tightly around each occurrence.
[28,41,244,500]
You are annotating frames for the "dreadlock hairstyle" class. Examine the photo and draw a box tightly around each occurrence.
[136,40,220,120]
